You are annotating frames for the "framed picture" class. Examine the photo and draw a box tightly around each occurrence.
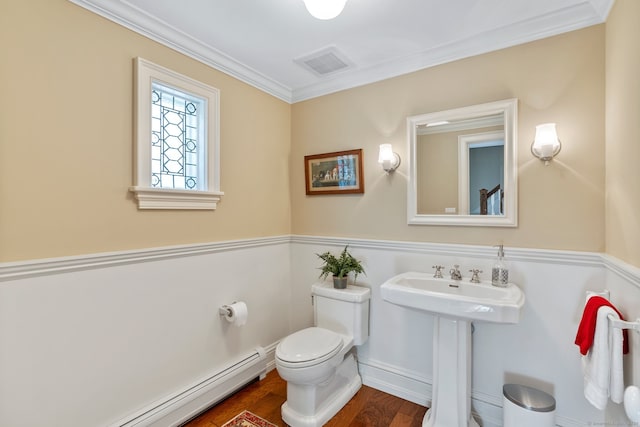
[304,149,364,195]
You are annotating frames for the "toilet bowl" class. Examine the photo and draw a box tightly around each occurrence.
[275,283,370,427]
[276,327,346,385]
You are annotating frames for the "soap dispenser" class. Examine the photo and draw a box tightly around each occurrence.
[491,244,509,287]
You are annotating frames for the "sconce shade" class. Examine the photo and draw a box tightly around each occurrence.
[378,144,394,163]
[379,143,401,173]
[303,0,348,20]
[531,123,561,165]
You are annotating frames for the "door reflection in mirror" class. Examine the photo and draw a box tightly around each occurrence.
[417,116,503,215]
[465,132,504,215]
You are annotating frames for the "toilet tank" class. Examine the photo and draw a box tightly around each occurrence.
[312,282,370,345]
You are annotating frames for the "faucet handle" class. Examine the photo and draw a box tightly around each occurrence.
[469,269,483,283]
[449,264,462,280]
[432,265,444,278]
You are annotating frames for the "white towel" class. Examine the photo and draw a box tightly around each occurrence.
[610,312,625,404]
[582,306,625,409]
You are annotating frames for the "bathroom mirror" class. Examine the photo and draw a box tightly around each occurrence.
[407,98,518,226]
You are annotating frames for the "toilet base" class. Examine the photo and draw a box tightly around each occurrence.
[281,353,361,427]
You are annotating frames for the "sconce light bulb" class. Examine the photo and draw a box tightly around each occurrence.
[531,123,561,165]
[379,144,401,173]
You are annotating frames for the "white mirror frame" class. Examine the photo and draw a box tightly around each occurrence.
[407,98,518,227]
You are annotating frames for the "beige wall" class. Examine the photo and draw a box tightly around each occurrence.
[417,125,504,214]
[0,2,615,261]
[0,0,292,261]
[605,0,640,267]
[291,26,605,252]
[417,132,459,214]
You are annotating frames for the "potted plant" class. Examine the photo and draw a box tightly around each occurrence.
[316,245,365,289]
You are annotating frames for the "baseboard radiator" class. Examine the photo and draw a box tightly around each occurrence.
[112,347,267,427]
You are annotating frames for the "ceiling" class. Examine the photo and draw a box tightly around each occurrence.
[69,0,613,103]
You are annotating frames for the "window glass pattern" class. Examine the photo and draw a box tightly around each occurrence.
[151,82,203,190]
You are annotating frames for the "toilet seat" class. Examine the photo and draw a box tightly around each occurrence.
[276,327,344,369]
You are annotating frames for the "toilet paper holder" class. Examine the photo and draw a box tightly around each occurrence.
[218,301,248,327]
[219,304,235,316]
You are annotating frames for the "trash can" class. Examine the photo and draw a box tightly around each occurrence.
[503,383,556,427]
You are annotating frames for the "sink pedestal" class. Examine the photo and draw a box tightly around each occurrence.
[380,272,524,426]
[423,316,479,427]
[380,272,524,325]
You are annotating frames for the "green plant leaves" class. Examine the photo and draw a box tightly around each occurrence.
[316,245,365,281]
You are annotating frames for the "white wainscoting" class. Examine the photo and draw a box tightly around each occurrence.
[290,236,640,427]
[0,237,292,427]
[1,236,638,427]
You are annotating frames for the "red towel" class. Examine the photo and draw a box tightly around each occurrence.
[575,295,629,355]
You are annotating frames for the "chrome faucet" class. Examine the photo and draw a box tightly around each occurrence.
[449,264,462,280]
[469,269,483,283]
[433,265,444,278]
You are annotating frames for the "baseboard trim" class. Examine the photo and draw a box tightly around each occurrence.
[359,357,583,427]
[263,340,279,374]
[359,357,505,427]
[358,357,431,406]
[110,347,267,427]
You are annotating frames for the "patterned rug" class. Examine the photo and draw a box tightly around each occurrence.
[222,410,277,427]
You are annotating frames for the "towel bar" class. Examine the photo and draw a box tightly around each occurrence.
[587,290,639,333]
[608,314,640,333]
[590,290,611,299]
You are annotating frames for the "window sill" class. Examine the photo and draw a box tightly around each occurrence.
[129,187,224,210]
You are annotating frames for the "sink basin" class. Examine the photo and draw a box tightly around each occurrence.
[381,271,524,323]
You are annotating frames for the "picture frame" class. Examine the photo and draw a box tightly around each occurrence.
[304,149,364,195]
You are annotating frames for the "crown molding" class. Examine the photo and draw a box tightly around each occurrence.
[68,1,611,104]
[588,0,616,21]
[68,0,611,104]
[290,1,610,102]
[67,0,293,103]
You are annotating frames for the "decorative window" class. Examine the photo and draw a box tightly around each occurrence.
[130,57,223,209]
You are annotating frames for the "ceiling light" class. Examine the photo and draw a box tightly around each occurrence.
[303,0,348,20]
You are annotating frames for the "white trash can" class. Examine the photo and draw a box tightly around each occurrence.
[503,383,556,427]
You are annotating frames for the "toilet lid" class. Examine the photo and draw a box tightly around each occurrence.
[276,327,343,366]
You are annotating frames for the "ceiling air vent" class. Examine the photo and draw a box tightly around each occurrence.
[294,46,354,77]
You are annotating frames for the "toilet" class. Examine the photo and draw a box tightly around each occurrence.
[275,282,371,427]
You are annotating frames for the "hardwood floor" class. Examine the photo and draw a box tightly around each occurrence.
[183,369,427,427]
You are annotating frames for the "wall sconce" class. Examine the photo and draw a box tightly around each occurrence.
[303,0,348,20]
[378,143,401,173]
[531,123,562,165]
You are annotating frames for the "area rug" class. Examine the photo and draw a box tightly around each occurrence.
[222,410,277,427]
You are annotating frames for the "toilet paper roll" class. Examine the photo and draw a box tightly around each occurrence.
[224,301,248,327]
[624,385,640,422]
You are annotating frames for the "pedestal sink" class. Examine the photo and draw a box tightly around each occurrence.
[381,272,525,427]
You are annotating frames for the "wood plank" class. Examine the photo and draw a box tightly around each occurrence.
[349,387,403,426]
[324,386,375,427]
[182,369,427,427]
